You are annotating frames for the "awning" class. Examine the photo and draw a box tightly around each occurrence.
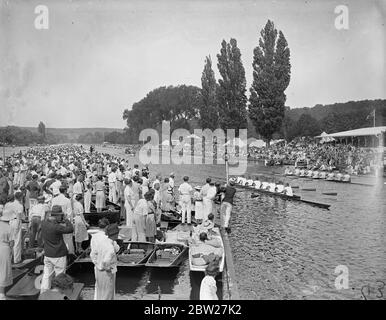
[316,126,386,138]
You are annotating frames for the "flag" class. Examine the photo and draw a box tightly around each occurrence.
[366,109,375,120]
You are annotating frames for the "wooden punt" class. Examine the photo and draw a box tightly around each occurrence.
[6,256,84,300]
[236,183,331,210]
[84,199,121,226]
[145,243,188,268]
[189,232,225,273]
[161,211,197,226]
[71,241,156,267]
[117,242,156,267]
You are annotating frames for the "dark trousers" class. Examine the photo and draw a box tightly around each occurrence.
[29,216,42,248]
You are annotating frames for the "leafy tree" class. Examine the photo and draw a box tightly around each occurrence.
[122,85,202,141]
[217,38,248,135]
[200,55,219,130]
[295,114,321,137]
[249,20,291,146]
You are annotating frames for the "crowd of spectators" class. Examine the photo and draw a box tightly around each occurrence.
[247,139,379,175]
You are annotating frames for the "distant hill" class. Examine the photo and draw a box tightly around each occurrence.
[19,127,124,142]
[286,99,386,122]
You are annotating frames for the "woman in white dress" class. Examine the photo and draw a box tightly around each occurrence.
[193,186,204,224]
[73,194,89,254]
[123,179,135,227]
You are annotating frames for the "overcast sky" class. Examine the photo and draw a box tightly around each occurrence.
[0,0,384,128]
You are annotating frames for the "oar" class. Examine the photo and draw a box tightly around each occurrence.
[301,188,316,191]
[322,192,338,196]
[291,186,299,188]
[251,193,259,198]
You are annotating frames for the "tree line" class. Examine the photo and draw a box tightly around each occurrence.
[0,123,68,146]
[123,19,291,145]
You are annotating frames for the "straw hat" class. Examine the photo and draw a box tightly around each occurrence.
[194,186,201,190]
[51,205,63,216]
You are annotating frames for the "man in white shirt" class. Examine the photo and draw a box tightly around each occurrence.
[90,219,120,300]
[28,196,47,248]
[4,191,24,263]
[72,175,84,201]
[169,173,175,188]
[152,173,161,189]
[108,168,118,204]
[49,175,62,197]
[178,176,193,224]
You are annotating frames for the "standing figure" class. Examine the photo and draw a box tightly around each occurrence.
[73,195,89,255]
[178,176,193,224]
[108,167,118,204]
[123,179,135,227]
[132,196,148,242]
[193,186,204,224]
[4,192,24,264]
[0,205,14,300]
[40,205,74,293]
[90,218,119,300]
[94,175,105,213]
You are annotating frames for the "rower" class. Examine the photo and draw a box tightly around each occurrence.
[261,180,269,190]
[283,183,293,196]
[253,177,261,189]
[299,168,305,176]
[342,173,351,182]
[326,172,335,180]
[245,177,253,186]
[312,170,319,179]
[239,177,247,186]
[335,172,343,181]
[284,167,292,175]
[307,170,313,178]
[294,168,300,176]
[275,181,285,193]
[319,171,327,179]
[268,180,276,193]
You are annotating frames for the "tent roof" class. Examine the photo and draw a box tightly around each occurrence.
[316,126,386,138]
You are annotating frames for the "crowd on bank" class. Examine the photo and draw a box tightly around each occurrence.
[0,144,236,300]
[247,141,376,175]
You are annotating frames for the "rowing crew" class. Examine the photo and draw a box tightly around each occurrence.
[233,177,294,197]
[284,167,351,182]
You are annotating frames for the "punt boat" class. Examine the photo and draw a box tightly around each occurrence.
[84,198,122,226]
[189,230,225,273]
[145,243,188,268]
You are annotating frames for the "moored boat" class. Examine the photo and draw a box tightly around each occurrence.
[145,243,188,268]
[189,230,225,273]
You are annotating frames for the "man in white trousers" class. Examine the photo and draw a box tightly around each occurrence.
[178,176,193,225]
[108,167,118,204]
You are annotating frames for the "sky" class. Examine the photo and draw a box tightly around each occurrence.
[0,0,385,128]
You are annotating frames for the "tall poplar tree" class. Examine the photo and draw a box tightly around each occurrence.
[249,20,291,145]
[38,121,46,141]
[200,55,219,130]
[217,38,248,135]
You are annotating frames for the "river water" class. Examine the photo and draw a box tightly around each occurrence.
[5,145,386,300]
